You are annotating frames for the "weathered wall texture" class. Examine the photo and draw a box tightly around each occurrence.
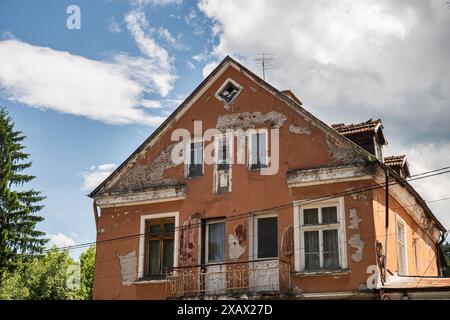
[372,187,439,277]
[92,63,439,300]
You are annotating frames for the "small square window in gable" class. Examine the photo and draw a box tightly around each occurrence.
[215,79,242,104]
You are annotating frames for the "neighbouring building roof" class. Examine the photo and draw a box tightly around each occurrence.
[332,118,381,135]
[384,155,411,179]
[384,155,406,166]
[332,119,387,145]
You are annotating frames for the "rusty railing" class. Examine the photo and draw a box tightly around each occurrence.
[166,258,291,298]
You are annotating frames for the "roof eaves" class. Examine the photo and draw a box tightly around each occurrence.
[88,56,234,198]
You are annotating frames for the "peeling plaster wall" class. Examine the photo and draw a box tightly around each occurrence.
[228,224,246,260]
[179,212,202,265]
[109,143,178,193]
[118,251,137,286]
[325,135,366,163]
[347,208,365,262]
[281,226,294,257]
[216,111,287,130]
[289,124,311,135]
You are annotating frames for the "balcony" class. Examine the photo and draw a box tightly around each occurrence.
[166,258,291,299]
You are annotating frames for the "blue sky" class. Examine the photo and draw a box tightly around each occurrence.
[0,0,449,258]
[0,0,219,256]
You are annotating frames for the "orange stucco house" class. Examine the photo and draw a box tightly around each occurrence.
[88,56,450,300]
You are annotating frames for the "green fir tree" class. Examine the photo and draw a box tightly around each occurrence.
[0,107,47,281]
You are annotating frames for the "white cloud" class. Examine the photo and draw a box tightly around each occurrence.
[0,7,178,127]
[48,233,77,248]
[158,27,176,45]
[186,60,196,70]
[82,163,117,191]
[197,0,450,231]
[141,99,163,109]
[121,8,177,97]
[192,52,208,62]
[0,39,167,126]
[400,143,450,229]
[130,0,181,6]
[157,27,186,50]
[108,16,123,33]
[198,0,450,126]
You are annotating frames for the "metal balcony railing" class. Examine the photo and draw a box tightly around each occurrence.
[166,258,291,298]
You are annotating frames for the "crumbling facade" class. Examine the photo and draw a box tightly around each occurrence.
[89,56,449,300]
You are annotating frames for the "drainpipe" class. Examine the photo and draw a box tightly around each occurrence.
[384,167,389,282]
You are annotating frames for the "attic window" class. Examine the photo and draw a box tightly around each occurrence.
[216,79,242,104]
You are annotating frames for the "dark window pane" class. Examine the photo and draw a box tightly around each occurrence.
[303,208,319,225]
[250,133,267,169]
[217,137,230,170]
[219,82,239,103]
[323,229,339,269]
[258,133,267,166]
[163,239,174,274]
[257,217,278,258]
[251,134,258,166]
[208,222,226,262]
[148,240,161,275]
[164,223,175,235]
[304,231,320,270]
[189,141,203,177]
[150,224,161,236]
[322,207,338,224]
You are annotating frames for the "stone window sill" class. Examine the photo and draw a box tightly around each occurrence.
[293,268,351,277]
[134,277,168,285]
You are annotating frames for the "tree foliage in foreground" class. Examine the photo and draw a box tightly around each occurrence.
[0,107,47,280]
[0,246,96,300]
[78,246,95,300]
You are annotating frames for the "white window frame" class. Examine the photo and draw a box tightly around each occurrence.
[205,219,226,264]
[138,211,180,280]
[395,214,408,275]
[247,128,269,170]
[214,78,243,104]
[250,213,278,260]
[185,138,204,178]
[293,197,347,272]
[213,133,233,193]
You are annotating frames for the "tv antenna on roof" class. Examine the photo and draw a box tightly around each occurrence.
[253,53,274,81]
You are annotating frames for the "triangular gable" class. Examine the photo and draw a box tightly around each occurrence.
[89,56,374,198]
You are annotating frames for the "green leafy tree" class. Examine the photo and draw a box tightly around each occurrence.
[441,242,450,277]
[0,107,47,281]
[0,247,79,300]
[78,245,95,299]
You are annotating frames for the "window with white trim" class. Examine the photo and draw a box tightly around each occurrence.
[215,79,242,104]
[297,201,346,271]
[214,134,232,193]
[396,216,407,275]
[144,218,175,277]
[248,130,268,170]
[255,215,278,259]
[187,140,203,177]
[205,220,226,263]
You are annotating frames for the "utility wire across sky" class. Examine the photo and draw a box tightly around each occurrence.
[41,164,450,254]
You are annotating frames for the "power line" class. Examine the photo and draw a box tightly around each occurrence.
[42,165,450,254]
